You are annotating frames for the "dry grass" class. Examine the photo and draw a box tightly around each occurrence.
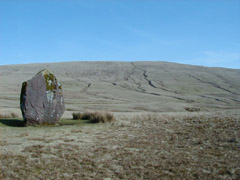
[0,112,19,119]
[72,112,82,120]
[72,111,116,123]
[185,107,201,112]
[0,111,239,179]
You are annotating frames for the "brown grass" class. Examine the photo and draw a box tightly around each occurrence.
[72,111,116,123]
[0,112,239,179]
[0,112,19,119]
[185,107,201,112]
[72,112,81,120]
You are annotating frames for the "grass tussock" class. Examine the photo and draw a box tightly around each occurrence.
[0,112,19,119]
[185,107,201,112]
[72,112,116,123]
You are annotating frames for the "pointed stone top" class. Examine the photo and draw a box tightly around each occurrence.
[37,69,53,75]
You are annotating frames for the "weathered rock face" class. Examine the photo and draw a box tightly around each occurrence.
[20,69,65,125]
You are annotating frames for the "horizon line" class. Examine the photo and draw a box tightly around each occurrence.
[1,60,239,70]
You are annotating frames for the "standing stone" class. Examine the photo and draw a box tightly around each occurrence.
[20,69,65,125]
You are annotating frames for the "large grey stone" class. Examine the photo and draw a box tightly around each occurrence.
[20,69,65,125]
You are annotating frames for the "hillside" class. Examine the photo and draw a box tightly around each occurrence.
[0,61,240,116]
[1,61,240,179]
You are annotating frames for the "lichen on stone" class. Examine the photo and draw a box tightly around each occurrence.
[44,72,57,91]
[46,90,54,102]
[36,69,57,91]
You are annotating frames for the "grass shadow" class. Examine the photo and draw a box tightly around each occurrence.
[0,119,25,127]
[59,119,92,126]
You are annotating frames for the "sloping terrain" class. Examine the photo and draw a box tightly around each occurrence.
[1,62,240,179]
[0,61,239,116]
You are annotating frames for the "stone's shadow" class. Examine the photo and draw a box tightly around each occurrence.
[0,119,94,127]
[0,119,25,127]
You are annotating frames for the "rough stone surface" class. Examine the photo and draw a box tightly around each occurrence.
[20,69,65,125]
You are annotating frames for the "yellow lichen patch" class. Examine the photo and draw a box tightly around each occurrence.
[39,70,56,91]
[37,69,62,91]
[44,73,57,91]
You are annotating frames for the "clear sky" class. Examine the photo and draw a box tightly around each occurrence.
[0,0,240,68]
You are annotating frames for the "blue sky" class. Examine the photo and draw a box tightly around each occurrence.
[0,0,240,68]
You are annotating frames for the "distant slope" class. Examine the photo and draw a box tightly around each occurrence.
[0,61,240,115]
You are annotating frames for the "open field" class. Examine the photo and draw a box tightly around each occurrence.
[0,62,240,179]
[0,61,240,115]
[0,111,240,179]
